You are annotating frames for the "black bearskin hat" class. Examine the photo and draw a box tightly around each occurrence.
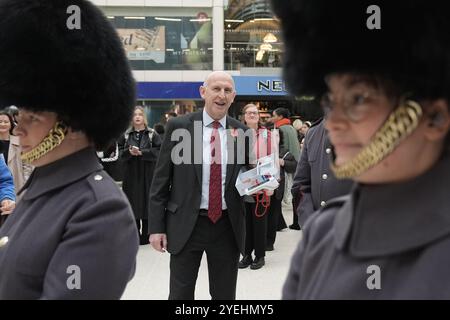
[0,0,135,149]
[271,0,450,101]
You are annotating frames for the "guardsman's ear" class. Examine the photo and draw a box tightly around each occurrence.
[66,127,87,140]
[423,99,450,142]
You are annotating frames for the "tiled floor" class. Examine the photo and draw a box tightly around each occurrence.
[122,204,302,300]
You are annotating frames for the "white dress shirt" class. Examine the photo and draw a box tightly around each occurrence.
[200,109,228,210]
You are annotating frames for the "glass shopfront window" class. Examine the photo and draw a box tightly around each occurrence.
[224,0,283,70]
[139,100,200,127]
[105,9,213,70]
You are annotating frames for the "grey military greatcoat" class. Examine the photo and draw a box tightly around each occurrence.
[0,148,139,299]
[283,152,450,299]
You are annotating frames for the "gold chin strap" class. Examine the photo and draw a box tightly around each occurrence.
[21,122,68,164]
[331,100,423,179]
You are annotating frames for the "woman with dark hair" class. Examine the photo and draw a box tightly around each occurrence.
[0,0,138,299]
[0,111,15,160]
[274,0,450,299]
[300,121,311,137]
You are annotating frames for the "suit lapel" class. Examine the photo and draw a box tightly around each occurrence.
[189,111,203,187]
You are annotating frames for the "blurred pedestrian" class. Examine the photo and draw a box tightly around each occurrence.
[5,105,18,126]
[153,122,165,142]
[0,154,15,228]
[292,119,305,145]
[266,130,297,250]
[300,121,311,136]
[272,108,301,207]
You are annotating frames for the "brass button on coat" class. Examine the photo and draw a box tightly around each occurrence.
[0,236,9,247]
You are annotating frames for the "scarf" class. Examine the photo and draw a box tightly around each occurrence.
[275,118,291,128]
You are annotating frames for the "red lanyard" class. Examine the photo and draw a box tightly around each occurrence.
[255,128,271,159]
[254,190,270,217]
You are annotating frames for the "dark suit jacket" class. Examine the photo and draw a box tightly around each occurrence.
[148,111,251,255]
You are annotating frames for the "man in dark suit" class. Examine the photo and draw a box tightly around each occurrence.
[148,71,251,300]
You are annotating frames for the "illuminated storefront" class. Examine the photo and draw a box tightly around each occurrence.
[105,8,213,70]
[92,0,316,126]
[224,0,283,70]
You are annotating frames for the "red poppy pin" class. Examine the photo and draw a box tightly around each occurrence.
[230,128,238,138]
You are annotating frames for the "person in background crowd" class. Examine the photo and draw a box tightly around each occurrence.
[149,71,252,300]
[97,140,123,182]
[120,106,161,245]
[272,107,301,219]
[165,112,178,123]
[292,119,305,146]
[272,108,300,163]
[238,103,275,270]
[290,118,353,230]
[5,105,18,126]
[153,122,165,142]
[274,0,450,299]
[300,121,311,137]
[0,110,32,193]
[0,154,15,228]
[0,0,138,299]
[266,130,297,250]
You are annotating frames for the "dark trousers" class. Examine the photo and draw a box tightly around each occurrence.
[169,214,239,300]
[292,192,300,227]
[244,202,267,258]
[136,219,149,245]
[267,196,282,247]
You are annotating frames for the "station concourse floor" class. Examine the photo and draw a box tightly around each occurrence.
[122,203,302,300]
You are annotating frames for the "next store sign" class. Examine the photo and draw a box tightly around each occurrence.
[136,76,288,100]
[232,76,288,96]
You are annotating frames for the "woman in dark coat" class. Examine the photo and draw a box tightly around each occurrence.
[120,106,161,245]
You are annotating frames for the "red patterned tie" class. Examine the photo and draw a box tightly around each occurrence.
[208,121,222,223]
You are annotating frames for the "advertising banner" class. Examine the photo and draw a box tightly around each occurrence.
[117,27,166,63]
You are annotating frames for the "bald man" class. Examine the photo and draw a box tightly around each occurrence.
[148,71,252,299]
